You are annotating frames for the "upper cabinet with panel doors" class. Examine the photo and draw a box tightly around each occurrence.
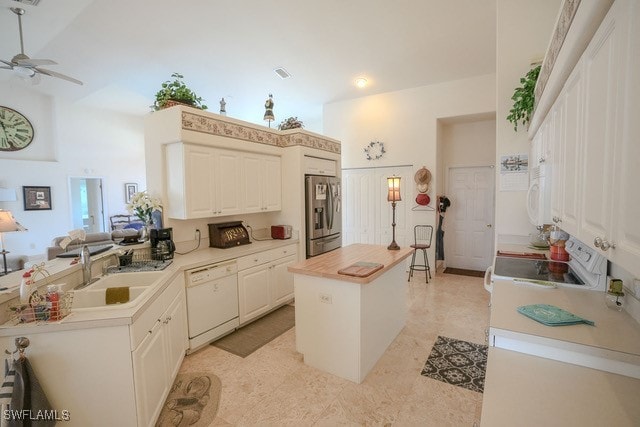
[165,142,282,220]
[541,0,639,277]
[165,143,244,219]
[241,152,282,214]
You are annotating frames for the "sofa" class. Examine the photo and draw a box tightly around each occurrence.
[46,232,115,260]
[2,254,28,274]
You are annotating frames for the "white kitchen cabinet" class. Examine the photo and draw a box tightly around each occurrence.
[610,0,640,277]
[133,319,168,427]
[241,152,282,213]
[271,255,297,306]
[549,99,564,222]
[237,264,271,323]
[540,0,639,277]
[133,275,188,426]
[237,245,297,325]
[165,143,242,219]
[577,1,625,252]
[164,285,188,380]
[304,155,337,176]
[557,64,583,236]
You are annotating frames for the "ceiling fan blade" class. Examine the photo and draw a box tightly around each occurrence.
[0,59,14,68]
[16,58,57,67]
[35,67,83,85]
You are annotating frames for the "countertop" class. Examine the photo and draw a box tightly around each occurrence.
[481,347,640,426]
[490,279,640,358]
[288,244,413,284]
[0,237,298,336]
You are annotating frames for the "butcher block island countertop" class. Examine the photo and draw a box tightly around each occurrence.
[290,244,413,383]
[288,244,413,283]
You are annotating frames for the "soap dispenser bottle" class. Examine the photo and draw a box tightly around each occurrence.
[20,270,33,304]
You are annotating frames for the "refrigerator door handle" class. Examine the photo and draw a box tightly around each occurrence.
[326,183,334,231]
[314,235,341,245]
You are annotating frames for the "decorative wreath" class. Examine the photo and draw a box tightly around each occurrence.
[364,141,385,160]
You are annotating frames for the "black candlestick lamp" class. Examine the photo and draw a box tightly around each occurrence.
[387,176,401,250]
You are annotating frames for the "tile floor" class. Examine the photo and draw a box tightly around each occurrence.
[179,270,491,426]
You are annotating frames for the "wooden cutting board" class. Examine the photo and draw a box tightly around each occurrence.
[337,261,384,277]
[496,251,547,260]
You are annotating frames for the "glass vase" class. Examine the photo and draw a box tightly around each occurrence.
[139,221,153,242]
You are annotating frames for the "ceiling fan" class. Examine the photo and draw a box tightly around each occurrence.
[0,7,83,85]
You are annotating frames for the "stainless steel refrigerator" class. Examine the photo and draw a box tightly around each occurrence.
[305,175,342,258]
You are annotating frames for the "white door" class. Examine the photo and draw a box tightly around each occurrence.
[445,166,495,271]
[342,166,412,247]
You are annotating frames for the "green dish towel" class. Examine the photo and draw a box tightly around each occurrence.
[517,304,595,327]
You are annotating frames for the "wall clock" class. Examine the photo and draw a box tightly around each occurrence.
[364,141,385,160]
[0,106,35,151]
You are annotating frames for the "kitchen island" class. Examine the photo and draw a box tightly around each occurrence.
[288,244,413,383]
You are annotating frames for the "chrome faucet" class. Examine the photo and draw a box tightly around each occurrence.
[75,245,97,289]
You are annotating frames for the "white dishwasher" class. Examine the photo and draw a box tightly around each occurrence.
[185,260,239,352]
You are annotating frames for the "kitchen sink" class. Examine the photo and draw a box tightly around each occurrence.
[71,286,148,310]
[70,271,165,310]
[83,271,165,290]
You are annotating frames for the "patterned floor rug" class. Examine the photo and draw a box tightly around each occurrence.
[420,336,488,393]
[156,372,222,426]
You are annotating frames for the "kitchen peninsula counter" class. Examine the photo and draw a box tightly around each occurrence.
[289,244,413,383]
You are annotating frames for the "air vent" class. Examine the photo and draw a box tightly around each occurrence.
[274,67,291,79]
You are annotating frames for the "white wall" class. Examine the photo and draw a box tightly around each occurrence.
[495,0,562,243]
[440,118,496,170]
[324,74,495,264]
[324,73,496,197]
[0,82,146,258]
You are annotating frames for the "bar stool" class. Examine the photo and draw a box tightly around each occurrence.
[408,225,433,283]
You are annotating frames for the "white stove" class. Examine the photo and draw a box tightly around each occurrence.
[486,236,607,293]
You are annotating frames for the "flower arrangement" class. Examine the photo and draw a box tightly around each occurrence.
[126,191,162,224]
[277,116,304,131]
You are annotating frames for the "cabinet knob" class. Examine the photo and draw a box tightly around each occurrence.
[594,237,602,248]
[600,240,616,251]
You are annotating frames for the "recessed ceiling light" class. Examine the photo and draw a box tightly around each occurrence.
[355,78,367,88]
[274,67,292,79]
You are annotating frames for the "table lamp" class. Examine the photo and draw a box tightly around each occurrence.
[0,210,27,275]
[387,176,401,250]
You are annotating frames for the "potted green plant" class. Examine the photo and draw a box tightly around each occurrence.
[151,73,208,111]
[507,64,541,132]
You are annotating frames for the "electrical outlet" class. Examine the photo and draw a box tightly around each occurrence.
[319,293,332,304]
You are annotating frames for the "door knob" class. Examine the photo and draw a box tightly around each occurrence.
[486,224,492,228]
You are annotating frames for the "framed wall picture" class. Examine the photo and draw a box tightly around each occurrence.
[23,186,52,211]
[125,183,138,203]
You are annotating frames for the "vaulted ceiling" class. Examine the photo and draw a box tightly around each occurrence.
[0,0,496,129]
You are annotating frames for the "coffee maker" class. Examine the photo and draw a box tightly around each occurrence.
[150,228,176,260]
